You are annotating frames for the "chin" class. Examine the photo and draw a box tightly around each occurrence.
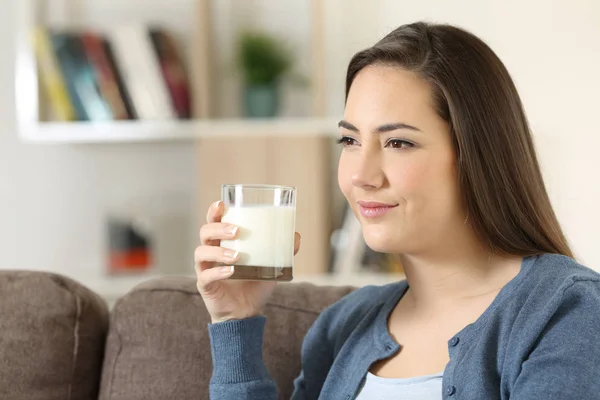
[362,225,404,254]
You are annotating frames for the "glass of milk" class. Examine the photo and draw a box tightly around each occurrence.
[220,184,296,281]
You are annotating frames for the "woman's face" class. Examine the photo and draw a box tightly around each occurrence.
[338,65,463,254]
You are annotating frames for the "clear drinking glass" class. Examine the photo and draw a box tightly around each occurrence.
[220,184,296,281]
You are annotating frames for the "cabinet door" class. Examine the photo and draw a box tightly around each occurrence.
[196,136,331,275]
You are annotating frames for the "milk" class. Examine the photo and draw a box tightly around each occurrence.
[220,205,296,268]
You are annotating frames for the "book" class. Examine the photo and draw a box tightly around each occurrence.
[149,28,192,119]
[107,24,176,120]
[81,32,131,120]
[102,38,138,119]
[31,27,76,121]
[51,32,113,121]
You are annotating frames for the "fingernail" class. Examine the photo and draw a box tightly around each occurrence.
[220,265,234,274]
[214,200,223,209]
[223,250,239,259]
[224,225,239,235]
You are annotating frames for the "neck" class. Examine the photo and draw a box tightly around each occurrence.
[398,227,522,312]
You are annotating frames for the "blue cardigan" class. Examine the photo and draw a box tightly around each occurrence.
[208,253,600,399]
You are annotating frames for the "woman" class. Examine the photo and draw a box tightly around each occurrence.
[195,22,600,399]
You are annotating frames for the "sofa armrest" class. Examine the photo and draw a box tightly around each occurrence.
[0,270,109,400]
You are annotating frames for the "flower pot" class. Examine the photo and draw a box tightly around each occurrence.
[243,84,279,118]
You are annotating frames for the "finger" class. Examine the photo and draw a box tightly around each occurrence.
[196,265,235,293]
[206,200,224,224]
[194,245,240,268]
[199,222,239,245]
[294,232,301,255]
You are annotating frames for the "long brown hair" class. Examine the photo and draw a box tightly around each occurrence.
[346,22,573,258]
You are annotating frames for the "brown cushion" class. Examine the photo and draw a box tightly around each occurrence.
[0,271,109,400]
[99,277,355,400]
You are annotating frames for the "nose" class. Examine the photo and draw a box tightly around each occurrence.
[351,149,385,190]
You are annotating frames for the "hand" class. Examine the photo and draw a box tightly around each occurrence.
[195,200,301,324]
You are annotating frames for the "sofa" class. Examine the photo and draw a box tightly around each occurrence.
[0,270,356,400]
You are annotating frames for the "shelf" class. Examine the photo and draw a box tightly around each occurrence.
[17,118,339,144]
[15,0,332,143]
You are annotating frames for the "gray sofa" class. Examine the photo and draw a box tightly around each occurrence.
[0,270,355,400]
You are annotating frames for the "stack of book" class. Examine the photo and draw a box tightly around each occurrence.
[32,23,191,122]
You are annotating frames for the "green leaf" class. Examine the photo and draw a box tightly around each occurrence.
[236,30,294,86]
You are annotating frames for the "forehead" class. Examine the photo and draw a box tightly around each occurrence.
[345,65,437,125]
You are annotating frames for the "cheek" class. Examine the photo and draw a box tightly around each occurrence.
[388,162,422,192]
[388,153,457,202]
[386,155,432,194]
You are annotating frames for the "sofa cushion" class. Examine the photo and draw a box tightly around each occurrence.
[0,271,109,400]
[99,277,355,400]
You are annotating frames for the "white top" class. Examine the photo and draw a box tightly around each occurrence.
[355,371,444,399]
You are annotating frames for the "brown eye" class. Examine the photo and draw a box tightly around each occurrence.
[337,136,358,147]
[386,139,415,149]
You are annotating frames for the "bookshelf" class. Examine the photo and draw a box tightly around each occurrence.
[14,0,333,143]
[14,0,343,281]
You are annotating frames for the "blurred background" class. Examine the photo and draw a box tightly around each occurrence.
[1,0,598,304]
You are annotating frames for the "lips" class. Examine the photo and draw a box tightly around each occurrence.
[357,201,398,219]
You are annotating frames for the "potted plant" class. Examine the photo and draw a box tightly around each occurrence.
[236,30,294,118]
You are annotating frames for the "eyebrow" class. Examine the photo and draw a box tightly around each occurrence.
[338,120,422,133]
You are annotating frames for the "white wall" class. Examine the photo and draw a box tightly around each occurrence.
[325,0,600,269]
